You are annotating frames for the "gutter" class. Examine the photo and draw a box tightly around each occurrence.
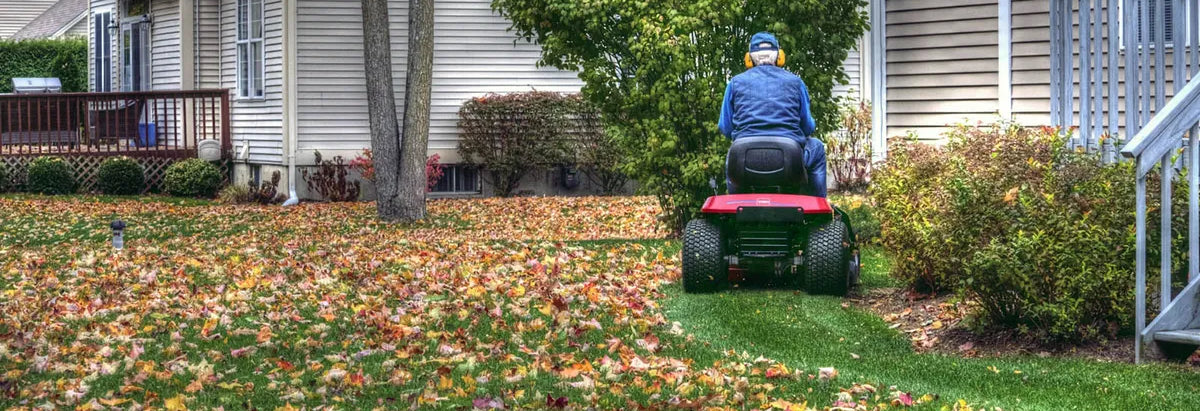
[282,0,300,206]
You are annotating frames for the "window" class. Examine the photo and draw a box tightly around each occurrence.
[237,0,264,99]
[119,16,151,91]
[93,11,112,92]
[1121,0,1180,47]
[431,165,481,194]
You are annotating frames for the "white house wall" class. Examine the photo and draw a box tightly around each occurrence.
[295,0,584,162]
[219,0,285,164]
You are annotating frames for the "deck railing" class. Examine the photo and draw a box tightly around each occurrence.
[1121,74,1200,363]
[0,89,230,158]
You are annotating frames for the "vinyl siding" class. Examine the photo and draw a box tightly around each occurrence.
[195,0,221,89]
[151,0,182,90]
[220,0,285,164]
[834,42,863,99]
[88,0,118,92]
[62,15,88,38]
[0,0,57,39]
[296,0,584,159]
[886,0,1000,140]
[1010,0,1181,134]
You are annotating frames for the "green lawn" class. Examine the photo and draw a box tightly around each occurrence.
[2,194,1198,410]
[664,244,1200,410]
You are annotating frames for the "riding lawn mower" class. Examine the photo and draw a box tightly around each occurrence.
[681,136,860,296]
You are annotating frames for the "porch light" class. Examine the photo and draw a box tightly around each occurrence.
[111,220,126,250]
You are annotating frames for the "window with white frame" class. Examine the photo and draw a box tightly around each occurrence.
[431,165,481,194]
[237,0,264,99]
[1120,0,1179,47]
[93,11,112,92]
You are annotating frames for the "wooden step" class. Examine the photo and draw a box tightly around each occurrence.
[1153,329,1200,346]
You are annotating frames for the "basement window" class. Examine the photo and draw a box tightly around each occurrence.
[430,165,481,194]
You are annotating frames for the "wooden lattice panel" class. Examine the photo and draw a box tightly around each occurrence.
[0,155,230,194]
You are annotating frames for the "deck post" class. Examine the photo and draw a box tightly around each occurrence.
[1137,172,1148,364]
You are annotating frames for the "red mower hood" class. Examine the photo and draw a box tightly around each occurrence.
[701,194,834,215]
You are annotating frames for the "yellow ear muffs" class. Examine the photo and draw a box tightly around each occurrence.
[744,50,786,68]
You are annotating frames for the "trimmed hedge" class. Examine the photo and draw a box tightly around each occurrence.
[26,156,75,195]
[97,157,146,195]
[873,123,1190,343]
[458,92,607,196]
[164,159,222,198]
[0,38,88,93]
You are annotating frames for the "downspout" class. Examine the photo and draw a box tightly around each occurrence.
[282,0,300,206]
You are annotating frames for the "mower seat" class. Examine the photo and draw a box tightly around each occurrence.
[727,136,809,194]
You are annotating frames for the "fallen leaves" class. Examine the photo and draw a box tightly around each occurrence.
[0,195,941,410]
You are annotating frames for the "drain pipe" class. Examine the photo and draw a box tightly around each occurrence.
[282,0,300,207]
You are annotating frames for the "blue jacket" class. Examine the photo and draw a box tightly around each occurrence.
[718,65,817,142]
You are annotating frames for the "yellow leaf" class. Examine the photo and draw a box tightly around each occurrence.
[1004,187,1020,204]
[467,285,486,298]
[164,395,188,411]
[98,398,130,406]
[438,375,453,390]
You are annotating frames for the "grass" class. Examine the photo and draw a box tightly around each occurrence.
[3,194,1199,410]
[664,245,1200,410]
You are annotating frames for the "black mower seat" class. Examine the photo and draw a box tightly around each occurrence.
[727,136,809,194]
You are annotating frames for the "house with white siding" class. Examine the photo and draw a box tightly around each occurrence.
[81,0,869,197]
[865,0,1186,156]
[11,0,89,40]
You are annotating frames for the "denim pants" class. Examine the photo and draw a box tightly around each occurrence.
[726,137,827,197]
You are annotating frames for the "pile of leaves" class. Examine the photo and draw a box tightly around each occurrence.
[0,195,937,409]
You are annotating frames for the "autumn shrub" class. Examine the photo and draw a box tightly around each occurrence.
[492,0,868,230]
[0,163,9,192]
[349,149,444,193]
[218,184,252,204]
[425,154,445,192]
[573,108,628,195]
[873,122,1191,343]
[828,98,873,193]
[97,156,145,195]
[164,159,222,198]
[457,92,577,196]
[302,151,360,202]
[834,194,878,244]
[26,156,75,195]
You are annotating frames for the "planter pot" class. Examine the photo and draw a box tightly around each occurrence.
[197,140,221,161]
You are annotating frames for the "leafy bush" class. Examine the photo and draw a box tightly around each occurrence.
[26,156,75,195]
[828,98,873,193]
[218,184,252,204]
[302,151,360,202]
[0,38,87,93]
[0,163,9,193]
[351,149,445,193]
[219,171,286,205]
[426,154,445,192]
[873,123,1189,343]
[164,159,222,198]
[833,194,878,244]
[573,108,628,195]
[458,92,578,196]
[96,156,145,195]
[492,0,869,230]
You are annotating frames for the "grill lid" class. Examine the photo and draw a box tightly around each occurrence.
[12,77,62,94]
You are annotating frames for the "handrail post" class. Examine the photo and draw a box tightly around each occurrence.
[1136,171,1148,364]
[1162,155,1173,310]
[220,90,232,155]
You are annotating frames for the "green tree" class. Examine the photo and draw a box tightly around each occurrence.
[491,0,868,231]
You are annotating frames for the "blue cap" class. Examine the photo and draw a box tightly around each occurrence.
[749,32,780,52]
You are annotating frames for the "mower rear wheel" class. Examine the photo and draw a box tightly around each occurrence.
[803,219,851,296]
[682,219,727,293]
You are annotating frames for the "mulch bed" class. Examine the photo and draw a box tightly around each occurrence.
[850,287,1140,364]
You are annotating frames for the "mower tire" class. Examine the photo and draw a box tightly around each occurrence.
[682,219,727,293]
[803,219,851,296]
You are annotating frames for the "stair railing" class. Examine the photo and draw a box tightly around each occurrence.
[1120,73,1200,364]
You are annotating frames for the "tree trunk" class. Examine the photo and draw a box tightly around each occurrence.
[360,0,403,221]
[397,0,435,221]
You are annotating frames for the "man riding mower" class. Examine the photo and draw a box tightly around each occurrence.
[682,32,860,296]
